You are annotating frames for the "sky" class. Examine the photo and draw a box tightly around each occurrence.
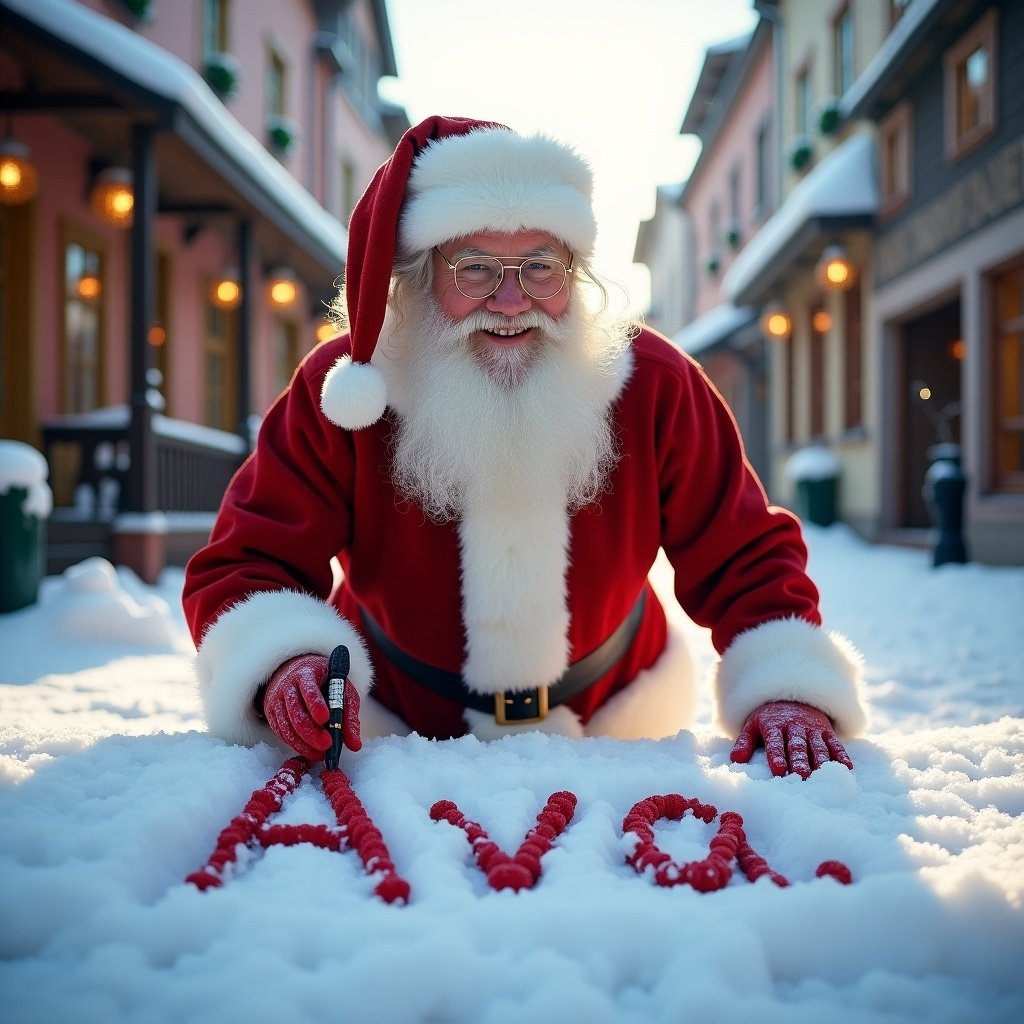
[380,0,760,310]
[1,524,1023,1022]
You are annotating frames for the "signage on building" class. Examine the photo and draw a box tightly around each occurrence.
[876,135,1024,283]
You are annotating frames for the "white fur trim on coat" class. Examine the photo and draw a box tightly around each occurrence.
[399,128,597,256]
[320,355,389,430]
[195,589,374,750]
[464,553,696,742]
[713,617,867,737]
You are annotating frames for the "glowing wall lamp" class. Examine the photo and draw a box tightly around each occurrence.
[0,125,39,206]
[209,269,242,311]
[315,318,337,344]
[811,308,832,333]
[267,266,298,310]
[815,244,857,292]
[90,166,135,227]
[760,303,793,340]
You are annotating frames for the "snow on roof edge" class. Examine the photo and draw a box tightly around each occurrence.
[722,132,878,303]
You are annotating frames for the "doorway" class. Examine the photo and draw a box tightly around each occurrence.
[899,298,963,527]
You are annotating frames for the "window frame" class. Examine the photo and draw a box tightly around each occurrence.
[943,7,998,164]
[832,1,855,98]
[60,221,106,415]
[990,259,1024,493]
[879,101,912,217]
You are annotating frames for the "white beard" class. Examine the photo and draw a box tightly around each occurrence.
[385,297,627,524]
[375,289,633,695]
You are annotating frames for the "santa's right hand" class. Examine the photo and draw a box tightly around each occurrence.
[261,654,333,760]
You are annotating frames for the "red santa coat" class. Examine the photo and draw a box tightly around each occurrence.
[183,327,865,750]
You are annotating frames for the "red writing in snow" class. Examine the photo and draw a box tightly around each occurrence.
[185,758,852,902]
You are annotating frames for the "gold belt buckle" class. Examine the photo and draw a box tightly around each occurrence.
[494,686,549,725]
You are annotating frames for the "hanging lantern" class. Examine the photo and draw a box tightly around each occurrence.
[90,166,135,227]
[760,304,793,340]
[0,133,39,206]
[815,244,857,292]
[267,266,298,310]
[210,270,242,311]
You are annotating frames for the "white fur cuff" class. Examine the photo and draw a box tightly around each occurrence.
[713,617,867,737]
[195,589,374,749]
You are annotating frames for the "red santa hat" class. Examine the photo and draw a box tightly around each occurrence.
[320,114,597,431]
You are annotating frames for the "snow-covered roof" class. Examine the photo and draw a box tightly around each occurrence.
[722,132,878,306]
[1,0,348,272]
[672,303,757,357]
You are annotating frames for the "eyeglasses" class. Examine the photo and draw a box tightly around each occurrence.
[433,247,574,300]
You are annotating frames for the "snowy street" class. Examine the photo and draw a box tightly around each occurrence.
[1,525,1022,1023]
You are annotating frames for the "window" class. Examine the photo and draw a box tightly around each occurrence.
[879,102,911,216]
[754,119,769,216]
[266,46,286,118]
[150,251,171,412]
[201,0,230,59]
[204,293,237,431]
[943,8,998,162]
[795,64,812,138]
[340,159,356,223]
[833,4,855,98]
[272,317,300,396]
[728,164,741,238]
[992,261,1024,492]
[843,285,863,431]
[62,228,105,414]
[809,302,826,438]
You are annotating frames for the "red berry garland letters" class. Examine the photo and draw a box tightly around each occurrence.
[430,791,577,892]
[186,758,410,904]
[186,758,852,900]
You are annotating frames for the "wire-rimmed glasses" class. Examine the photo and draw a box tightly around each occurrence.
[434,247,574,300]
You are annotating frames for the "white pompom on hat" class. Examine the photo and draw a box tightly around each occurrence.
[320,115,597,431]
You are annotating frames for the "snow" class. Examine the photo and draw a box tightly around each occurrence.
[0,440,53,519]
[671,303,758,357]
[785,445,842,483]
[1,527,1022,1023]
[722,132,879,304]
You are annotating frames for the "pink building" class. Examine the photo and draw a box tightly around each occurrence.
[0,0,407,579]
[673,21,777,488]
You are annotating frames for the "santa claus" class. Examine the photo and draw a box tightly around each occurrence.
[183,115,866,778]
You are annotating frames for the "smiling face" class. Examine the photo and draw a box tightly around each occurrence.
[430,230,573,380]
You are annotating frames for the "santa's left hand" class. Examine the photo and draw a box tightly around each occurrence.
[730,700,853,779]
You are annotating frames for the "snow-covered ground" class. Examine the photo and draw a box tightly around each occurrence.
[1,526,1022,1023]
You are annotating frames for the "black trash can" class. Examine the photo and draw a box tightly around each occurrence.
[0,441,52,613]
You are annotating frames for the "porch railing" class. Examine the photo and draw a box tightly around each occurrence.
[42,407,247,518]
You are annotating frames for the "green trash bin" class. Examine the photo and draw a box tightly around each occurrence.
[785,445,840,528]
[795,476,838,527]
[0,441,53,613]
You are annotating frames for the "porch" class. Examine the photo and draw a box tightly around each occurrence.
[42,408,246,576]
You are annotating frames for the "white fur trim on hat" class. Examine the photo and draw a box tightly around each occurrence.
[195,588,374,751]
[399,128,597,256]
[712,616,867,737]
[320,354,388,430]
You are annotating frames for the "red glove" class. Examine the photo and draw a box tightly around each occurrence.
[730,700,853,779]
[261,654,362,761]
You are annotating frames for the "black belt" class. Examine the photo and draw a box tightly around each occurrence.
[360,588,647,725]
